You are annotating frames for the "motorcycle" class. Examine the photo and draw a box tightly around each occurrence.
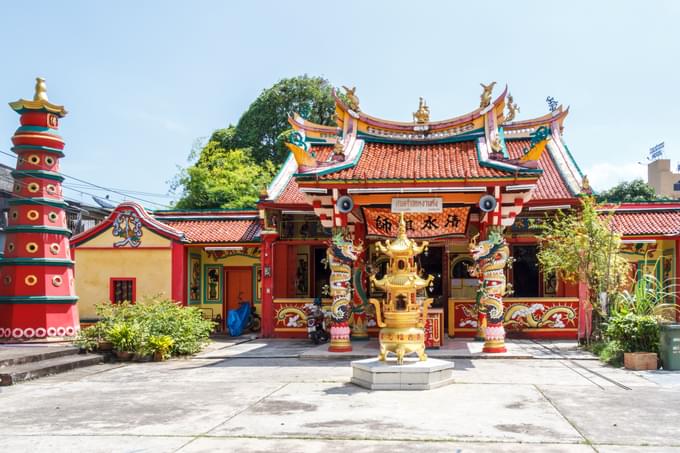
[304,298,329,344]
[227,300,262,336]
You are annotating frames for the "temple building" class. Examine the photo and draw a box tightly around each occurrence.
[67,84,680,345]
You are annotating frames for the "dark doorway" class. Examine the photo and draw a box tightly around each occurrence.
[417,246,443,308]
[512,245,539,297]
[313,247,331,298]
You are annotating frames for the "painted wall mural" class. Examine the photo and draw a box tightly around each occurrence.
[203,265,222,304]
[188,254,201,304]
[112,210,143,248]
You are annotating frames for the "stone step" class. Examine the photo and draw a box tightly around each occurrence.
[0,353,103,386]
[0,346,79,368]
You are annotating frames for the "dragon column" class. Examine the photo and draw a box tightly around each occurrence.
[0,78,79,341]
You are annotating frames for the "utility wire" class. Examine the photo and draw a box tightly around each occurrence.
[0,149,172,209]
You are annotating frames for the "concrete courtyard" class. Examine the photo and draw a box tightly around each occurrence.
[1,338,679,452]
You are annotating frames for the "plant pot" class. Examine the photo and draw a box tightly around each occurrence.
[115,351,133,361]
[133,353,152,362]
[98,341,113,352]
[624,352,658,370]
[153,351,166,362]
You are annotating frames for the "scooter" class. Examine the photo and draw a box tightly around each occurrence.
[304,298,329,344]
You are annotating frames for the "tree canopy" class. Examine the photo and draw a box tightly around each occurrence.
[234,75,337,165]
[171,75,337,209]
[171,142,275,209]
[597,179,659,202]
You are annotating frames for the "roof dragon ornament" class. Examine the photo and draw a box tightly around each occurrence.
[342,86,361,112]
[479,81,496,108]
[504,93,520,123]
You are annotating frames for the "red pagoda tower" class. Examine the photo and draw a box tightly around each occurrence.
[0,78,79,341]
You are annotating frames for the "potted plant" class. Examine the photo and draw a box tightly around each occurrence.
[107,323,140,361]
[605,313,659,370]
[148,335,174,361]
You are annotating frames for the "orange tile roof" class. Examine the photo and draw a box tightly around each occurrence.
[315,141,509,180]
[506,140,574,200]
[275,176,307,204]
[609,210,680,236]
[161,219,260,243]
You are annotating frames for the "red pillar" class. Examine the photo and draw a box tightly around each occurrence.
[0,78,80,341]
[171,241,187,305]
[260,231,278,337]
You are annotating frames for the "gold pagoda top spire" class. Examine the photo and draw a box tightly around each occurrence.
[34,77,49,102]
[412,97,430,123]
[9,76,67,117]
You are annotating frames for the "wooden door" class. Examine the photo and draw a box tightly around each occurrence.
[224,268,253,316]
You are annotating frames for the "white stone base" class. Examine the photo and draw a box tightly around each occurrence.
[350,357,454,390]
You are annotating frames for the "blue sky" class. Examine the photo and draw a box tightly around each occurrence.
[1,1,679,208]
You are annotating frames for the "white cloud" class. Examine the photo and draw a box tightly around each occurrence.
[583,161,647,191]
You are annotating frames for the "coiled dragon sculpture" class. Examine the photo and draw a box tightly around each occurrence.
[469,228,510,352]
[326,230,363,324]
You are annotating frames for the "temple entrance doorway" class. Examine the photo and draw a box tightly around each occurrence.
[223,267,253,320]
[416,245,444,308]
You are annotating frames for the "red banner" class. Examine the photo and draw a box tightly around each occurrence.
[363,207,470,238]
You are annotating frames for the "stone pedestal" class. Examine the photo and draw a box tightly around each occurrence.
[351,357,454,390]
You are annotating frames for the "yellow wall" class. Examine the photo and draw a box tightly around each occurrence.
[187,247,261,317]
[74,226,173,319]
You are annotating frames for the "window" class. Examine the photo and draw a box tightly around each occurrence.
[673,180,680,191]
[110,278,136,303]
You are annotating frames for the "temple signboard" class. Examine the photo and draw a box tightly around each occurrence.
[391,197,442,213]
[363,207,470,238]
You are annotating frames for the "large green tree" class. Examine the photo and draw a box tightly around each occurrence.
[171,141,275,209]
[597,179,659,202]
[172,75,338,209]
[234,75,337,165]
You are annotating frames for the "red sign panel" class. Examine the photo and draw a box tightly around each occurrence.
[363,207,470,238]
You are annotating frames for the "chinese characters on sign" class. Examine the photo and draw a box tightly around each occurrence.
[364,207,470,238]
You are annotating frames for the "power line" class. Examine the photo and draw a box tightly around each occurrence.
[0,149,172,209]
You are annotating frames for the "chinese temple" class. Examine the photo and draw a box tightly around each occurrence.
[64,83,680,350]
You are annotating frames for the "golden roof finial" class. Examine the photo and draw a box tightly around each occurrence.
[34,77,48,102]
[398,212,406,236]
[413,97,430,123]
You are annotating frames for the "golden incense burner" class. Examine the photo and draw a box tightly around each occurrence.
[370,214,434,364]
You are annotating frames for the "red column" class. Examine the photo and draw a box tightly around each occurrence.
[171,241,187,305]
[0,79,79,341]
[260,231,278,337]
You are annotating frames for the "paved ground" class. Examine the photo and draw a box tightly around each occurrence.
[1,338,679,452]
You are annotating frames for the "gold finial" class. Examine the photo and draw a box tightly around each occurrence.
[412,97,430,123]
[479,81,496,108]
[398,212,406,236]
[34,77,48,102]
[259,185,269,199]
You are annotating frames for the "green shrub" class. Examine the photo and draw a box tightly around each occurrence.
[74,326,100,352]
[148,335,174,360]
[604,313,660,354]
[598,340,624,367]
[92,296,214,357]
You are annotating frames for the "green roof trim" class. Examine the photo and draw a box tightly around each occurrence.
[8,198,68,208]
[357,128,485,145]
[4,225,71,236]
[0,258,74,266]
[0,296,79,304]
[562,142,584,178]
[16,125,61,135]
[11,145,65,157]
[11,169,65,182]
